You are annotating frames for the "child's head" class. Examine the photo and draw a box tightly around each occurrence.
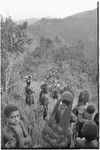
[4,104,20,125]
[83,104,96,120]
[81,120,98,141]
[78,90,89,105]
[86,104,95,114]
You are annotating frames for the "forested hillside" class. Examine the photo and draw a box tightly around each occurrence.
[1,9,98,148]
[28,9,97,60]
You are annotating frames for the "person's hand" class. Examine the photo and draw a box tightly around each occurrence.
[4,140,17,148]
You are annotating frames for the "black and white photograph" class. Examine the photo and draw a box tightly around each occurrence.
[0,0,99,149]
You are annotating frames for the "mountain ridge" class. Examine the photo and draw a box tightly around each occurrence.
[28,9,97,60]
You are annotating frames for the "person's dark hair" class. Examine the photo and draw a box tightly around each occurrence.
[52,90,58,99]
[82,120,98,141]
[41,83,47,93]
[86,105,95,114]
[28,75,31,79]
[62,100,71,106]
[94,113,99,127]
[4,104,19,118]
[78,90,89,105]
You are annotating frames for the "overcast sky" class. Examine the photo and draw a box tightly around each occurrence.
[0,0,97,20]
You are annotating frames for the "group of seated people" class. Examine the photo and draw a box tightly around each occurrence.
[1,82,99,149]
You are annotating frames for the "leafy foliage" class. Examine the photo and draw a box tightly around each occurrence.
[1,16,31,92]
[1,16,29,53]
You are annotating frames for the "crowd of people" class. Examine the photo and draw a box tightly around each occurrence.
[1,75,99,148]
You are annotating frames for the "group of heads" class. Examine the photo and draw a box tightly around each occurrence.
[77,90,99,141]
[3,88,98,142]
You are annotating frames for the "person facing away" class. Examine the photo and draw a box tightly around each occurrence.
[75,120,99,149]
[72,90,90,138]
[25,76,34,105]
[72,90,89,116]
[2,104,32,148]
[55,96,76,124]
[42,91,74,148]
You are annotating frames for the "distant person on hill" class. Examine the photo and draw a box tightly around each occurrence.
[72,90,89,138]
[72,90,89,116]
[25,75,35,105]
[2,104,32,148]
[39,83,48,105]
[75,120,99,149]
[40,94,49,120]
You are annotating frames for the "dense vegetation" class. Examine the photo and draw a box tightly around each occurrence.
[1,13,98,147]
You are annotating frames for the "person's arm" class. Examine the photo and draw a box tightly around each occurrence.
[77,113,88,123]
[70,112,77,123]
[14,130,28,148]
[20,121,32,145]
[2,128,17,148]
[72,105,78,116]
[20,120,29,137]
[3,139,17,148]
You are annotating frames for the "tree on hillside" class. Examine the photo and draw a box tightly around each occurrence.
[1,16,29,53]
[1,15,31,93]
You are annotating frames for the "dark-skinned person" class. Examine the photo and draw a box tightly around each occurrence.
[72,90,90,138]
[40,94,49,120]
[25,75,35,105]
[75,120,99,149]
[42,91,75,148]
[94,112,99,141]
[2,104,32,148]
[39,83,48,105]
[72,90,89,116]
[81,104,96,120]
